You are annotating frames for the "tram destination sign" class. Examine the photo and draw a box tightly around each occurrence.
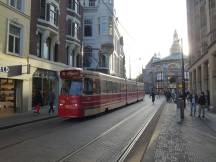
[60,70,81,79]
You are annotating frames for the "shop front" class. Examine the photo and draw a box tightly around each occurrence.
[0,79,16,117]
[32,69,59,108]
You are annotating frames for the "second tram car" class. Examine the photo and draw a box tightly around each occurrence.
[58,68,144,118]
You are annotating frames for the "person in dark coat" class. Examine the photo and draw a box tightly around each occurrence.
[198,92,206,118]
[48,89,55,115]
[151,91,155,104]
[34,90,42,114]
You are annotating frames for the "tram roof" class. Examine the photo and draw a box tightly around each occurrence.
[62,68,126,81]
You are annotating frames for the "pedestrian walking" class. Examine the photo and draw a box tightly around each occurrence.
[189,93,198,117]
[33,90,42,114]
[198,92,206,118]
[166,91,172,103]
[151,91,155,104]
[48,89,55,115]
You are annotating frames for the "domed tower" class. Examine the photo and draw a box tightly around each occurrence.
[170,30,181,54]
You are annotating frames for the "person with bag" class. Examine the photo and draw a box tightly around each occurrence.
[33,90,42,114]
[198,92,206,118]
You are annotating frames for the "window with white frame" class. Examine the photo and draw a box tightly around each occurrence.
[49,4,58,25]
[68,0,79,14]
[97,17,100,35]
[8,23,21,55]
[68,19,79,39]
[36,33,42,57]
[44,37,51,60]
[108,17,113,35]
[89,0,96,6]
[73,22,79,38]
[101,17,107,34]
[84,18,93,37]
[67,19,72,35]
[9,0,23,11]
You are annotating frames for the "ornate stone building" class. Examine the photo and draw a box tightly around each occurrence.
[0,0,84,116]
[186,0,216,109]
[143,31,189,94]
[80,0,126,78]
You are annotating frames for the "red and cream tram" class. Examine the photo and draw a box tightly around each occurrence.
[58,68,145,118]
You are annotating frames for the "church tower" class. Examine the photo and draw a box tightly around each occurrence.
[170,30,181,54]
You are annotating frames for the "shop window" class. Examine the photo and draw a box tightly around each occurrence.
[0,79,15,116]
[32,70,58,107]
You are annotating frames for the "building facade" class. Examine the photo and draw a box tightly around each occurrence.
[0,0,32,116]
[80,0,126,78]
[0,0,83,117]
[143,31,189,94]
[186,0,216,109]
[30,0,83,109]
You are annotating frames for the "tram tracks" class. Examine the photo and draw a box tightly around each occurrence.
[57,101,163,162]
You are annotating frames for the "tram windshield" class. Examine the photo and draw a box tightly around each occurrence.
[61,80,83,96]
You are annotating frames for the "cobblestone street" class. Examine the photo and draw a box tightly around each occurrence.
[143,103,216,162]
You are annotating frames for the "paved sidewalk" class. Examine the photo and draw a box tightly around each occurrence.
[142,103,216,162]
[0,107,57,130]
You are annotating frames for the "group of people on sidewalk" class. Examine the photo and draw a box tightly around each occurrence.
[188,91,209,118]
[33,89,56,115]
[150,88,210,119]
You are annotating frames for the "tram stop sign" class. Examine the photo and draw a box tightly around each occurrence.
[7,65,22,77]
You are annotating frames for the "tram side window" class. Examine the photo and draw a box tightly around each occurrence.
[101,80,106,93]
[112,82,116,93]
[94,79,101,94]
[84,78,93,95]
[108,81,113,93]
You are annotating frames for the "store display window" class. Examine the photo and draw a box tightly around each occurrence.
[32,69,58,107]
[0,79,15,116]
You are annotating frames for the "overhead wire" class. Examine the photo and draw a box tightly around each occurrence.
[100,0,136,40]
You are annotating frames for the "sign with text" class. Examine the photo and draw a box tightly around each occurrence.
[7,65,22,77]
[0,66,9,73]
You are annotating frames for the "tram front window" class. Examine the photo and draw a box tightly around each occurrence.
[61,80,82,96]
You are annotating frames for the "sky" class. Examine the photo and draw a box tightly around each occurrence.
[114,0,188,79]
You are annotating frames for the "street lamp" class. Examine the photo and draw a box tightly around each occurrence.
[138,57,144,82]
[181,39,186,119]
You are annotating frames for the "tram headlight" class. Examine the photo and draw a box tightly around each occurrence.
[72,104,78,107]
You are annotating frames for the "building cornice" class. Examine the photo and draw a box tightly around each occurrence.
[0,1,30,20]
